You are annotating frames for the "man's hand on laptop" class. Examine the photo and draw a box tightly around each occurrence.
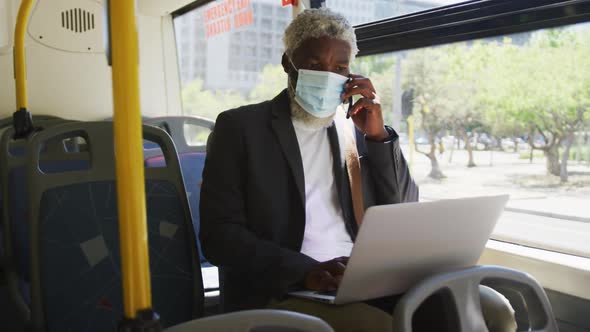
[304,256,349,291]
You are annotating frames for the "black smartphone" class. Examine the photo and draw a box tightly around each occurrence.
[346,96,353,119]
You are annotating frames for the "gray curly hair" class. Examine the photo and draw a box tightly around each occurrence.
[283,8,358,60]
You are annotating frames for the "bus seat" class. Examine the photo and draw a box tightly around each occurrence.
[0,119,81,317]
[164,309,334,332]
[145,152,207,263]
[392,265,558,332]
[7,159,90,282]
[27,122,204,331]
[144,116,214,264]
[144,116,214,155]
[0,116,67,266]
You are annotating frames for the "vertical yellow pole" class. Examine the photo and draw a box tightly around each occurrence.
[109,1,152,318]
[14,0,33,109]
[407,115,415,172]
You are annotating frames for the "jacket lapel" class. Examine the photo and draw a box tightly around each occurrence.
[270,90,306,207]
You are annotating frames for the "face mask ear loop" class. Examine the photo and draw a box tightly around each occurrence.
[288,75,296,93]
[288,56,298,72]
[287,56,299,93]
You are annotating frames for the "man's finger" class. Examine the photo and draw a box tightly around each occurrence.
[346,74,375,91]
[342,86,375,100]
[326,261,346,276]
[350,98,377,116]
[319,271,339,290]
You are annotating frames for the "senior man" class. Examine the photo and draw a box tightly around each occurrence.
[200,8,516,332]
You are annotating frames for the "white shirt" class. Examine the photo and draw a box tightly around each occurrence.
[293,119,354,262]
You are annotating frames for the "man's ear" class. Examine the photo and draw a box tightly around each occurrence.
[281,53,290,74]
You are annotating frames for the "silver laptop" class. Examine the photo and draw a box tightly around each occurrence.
[289,195,509,305]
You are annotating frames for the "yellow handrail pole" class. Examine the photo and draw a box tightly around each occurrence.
[109,0,152,318]
[14,0,34,110]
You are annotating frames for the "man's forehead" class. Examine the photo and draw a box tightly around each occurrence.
[293,37,351,62]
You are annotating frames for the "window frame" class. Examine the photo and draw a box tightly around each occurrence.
[354,0,590,56]
[172,0,590,55]
[173,0,215,18]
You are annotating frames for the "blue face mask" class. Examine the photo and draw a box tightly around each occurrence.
[289,58,349,118]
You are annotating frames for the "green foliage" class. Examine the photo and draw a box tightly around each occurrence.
[398,26,590,175]
[519,147,590,162]
[351,55,396,75]
[249,64,288,102]
[181,79,245,121]
[402,45,456,138]
[397,26,590,148]
[570,146,590,162]
[486,28,589,140]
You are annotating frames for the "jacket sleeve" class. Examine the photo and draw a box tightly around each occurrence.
[199,111,317,296]
[361,126,419,204]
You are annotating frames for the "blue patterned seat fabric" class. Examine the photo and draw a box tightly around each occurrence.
[9,166,31,283]
[8,160,90,303]
[145,152,207,263]
[39,180,195,331]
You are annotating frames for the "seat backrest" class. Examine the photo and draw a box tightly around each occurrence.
[27,122,204,331]
[146,152,207,262]
[144,116,214,264]
[1,117,69,258]
[0,119,82,316]
[144,116,214,155]
[392,265,558,332]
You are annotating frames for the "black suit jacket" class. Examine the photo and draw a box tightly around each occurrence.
[200,89,418,311]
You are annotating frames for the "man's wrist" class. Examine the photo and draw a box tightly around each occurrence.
[366,126,394,142]
[366,127,389,141]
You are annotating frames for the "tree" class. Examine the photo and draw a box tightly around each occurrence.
[443,42,493,167]
[403,47,452,179]
[403,42,492,174]
[479,28,590,180]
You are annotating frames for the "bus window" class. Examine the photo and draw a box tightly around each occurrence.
[325,0,465,26]
[356,23,590,258]
[184,122,211,147]
[173,2,590,258]
[174,0,293,121]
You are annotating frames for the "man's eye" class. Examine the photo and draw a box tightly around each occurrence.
[309,63,321,70]
[336,66,348,72]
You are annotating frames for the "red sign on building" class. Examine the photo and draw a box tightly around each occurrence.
[282,0,298,6]
[203,0,254,38]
